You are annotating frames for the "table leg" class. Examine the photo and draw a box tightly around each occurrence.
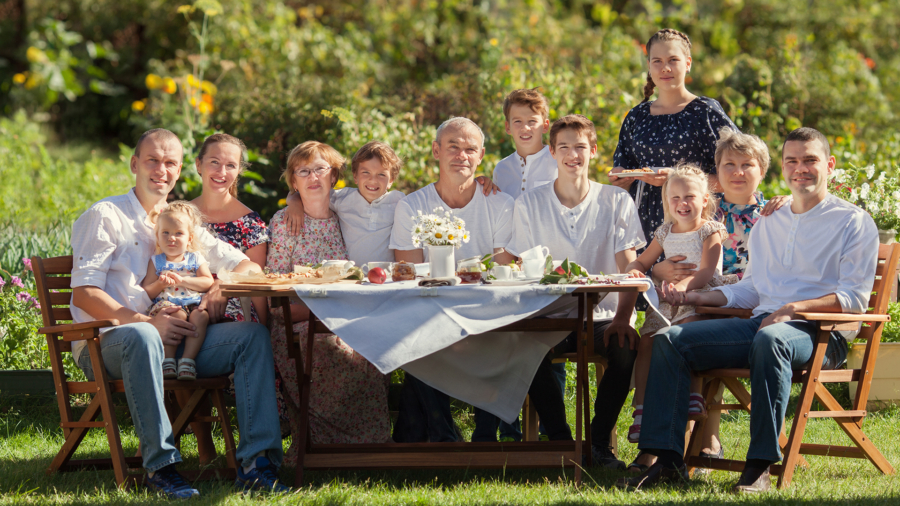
[583,293,598,467]
[278,296,309,486]
[574,293,585,485]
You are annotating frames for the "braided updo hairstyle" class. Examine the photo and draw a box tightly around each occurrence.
[642,29,692,103]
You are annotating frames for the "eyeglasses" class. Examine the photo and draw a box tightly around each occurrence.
[293,166,333,178]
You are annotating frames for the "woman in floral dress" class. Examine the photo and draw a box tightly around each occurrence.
[268,141,391,463]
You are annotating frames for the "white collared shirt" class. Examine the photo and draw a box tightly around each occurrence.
[331,188,405,264]
[716,194,879,317]
[70,188,249,359]
[506,181,646,319]
[390,182,515,260]
[492,145,558,199]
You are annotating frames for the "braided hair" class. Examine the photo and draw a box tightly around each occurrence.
[642,29,693,103]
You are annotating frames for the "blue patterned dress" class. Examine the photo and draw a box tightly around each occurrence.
[715,192,767,279]
[613,97,738,249]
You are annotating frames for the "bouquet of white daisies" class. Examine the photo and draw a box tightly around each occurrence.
[411,207,470,248]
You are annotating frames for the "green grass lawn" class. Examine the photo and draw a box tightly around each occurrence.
[2,386,900,505]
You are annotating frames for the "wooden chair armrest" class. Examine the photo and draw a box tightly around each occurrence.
[40,320,120,338]
[796,312,890,323]
[695,307,754,318]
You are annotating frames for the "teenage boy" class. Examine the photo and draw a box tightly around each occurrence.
[493,88,558,200]
[71,129,289,498]
[505,114,646,468]
[620,127,878,492]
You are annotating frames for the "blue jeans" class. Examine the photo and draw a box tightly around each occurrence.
[639,314,847,462]
[77,321,283,472]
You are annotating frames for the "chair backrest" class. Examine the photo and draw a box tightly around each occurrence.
[858,244,900,342]
[31,255,75,351]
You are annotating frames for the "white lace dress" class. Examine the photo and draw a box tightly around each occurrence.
[641,221,738,336]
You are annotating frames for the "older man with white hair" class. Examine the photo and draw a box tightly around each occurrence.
[390,117,571,443]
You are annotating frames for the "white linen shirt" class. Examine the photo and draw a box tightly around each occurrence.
[331,188,405,264]
[70,188,248,360]
[390,182,515,260]
[506,181,646,319]
[492,145,558,199]
[715,194,879,317]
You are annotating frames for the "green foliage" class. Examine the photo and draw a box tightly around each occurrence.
[0,111,132,228]
[0,280,45,371]
[4,1,900,220]
[881,302,900,344]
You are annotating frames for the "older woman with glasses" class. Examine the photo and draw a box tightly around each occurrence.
[267,141,391,463]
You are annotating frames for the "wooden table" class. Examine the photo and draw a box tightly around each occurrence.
[222,283,647,486]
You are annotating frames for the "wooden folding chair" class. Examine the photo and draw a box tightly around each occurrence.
[685,243,900,488]
[32,255,239,487]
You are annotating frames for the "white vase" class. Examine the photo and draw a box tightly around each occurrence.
[879,229,897,245]
[427,245,455,278]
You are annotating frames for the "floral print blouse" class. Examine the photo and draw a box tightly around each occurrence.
[204,211,269,322]
[715,192,767,279]
[613,97,738,249]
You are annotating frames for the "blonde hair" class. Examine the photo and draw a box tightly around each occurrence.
[351,141,403,181]
[642,28,692,103]
[149,200,205,254]
[281,141,345,191]
[503,88,550,121]
[661,163,718,223]
[715,127,771,176]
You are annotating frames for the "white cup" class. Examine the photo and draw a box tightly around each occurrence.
[491,265,512,280]
[362,262,393,276]
[519,245,550,262]
[522,259,544,278]
[414,263,430,277]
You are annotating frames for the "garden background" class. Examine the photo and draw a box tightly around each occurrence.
[2,0,900,503]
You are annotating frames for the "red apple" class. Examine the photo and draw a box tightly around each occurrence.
[554,266,566,275]
[368,267,387,284]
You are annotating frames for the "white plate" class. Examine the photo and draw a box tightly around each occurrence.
[489,278,540,286]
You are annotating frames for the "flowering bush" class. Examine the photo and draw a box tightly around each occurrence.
[0,263,45,370]
[411,207,470,249]
[829,165,900,232]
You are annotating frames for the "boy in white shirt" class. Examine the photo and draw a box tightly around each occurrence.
[505,114,645,467]
[492,88,558,199]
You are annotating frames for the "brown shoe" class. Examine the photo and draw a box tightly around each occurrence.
[615,462,689,490]
[732,466,772,493]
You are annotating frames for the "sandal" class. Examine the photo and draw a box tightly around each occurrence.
[162,358,177,380]
[177,358,197,381]
[627,407,642,444]
[693,445,725,476]
[626,450,651,474]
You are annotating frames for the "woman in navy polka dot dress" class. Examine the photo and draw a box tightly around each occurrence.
[610,29,737,251]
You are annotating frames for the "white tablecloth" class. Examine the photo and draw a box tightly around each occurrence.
[293,279,654,422]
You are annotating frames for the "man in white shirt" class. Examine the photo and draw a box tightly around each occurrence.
[505,114,645,468]
[620,127,879,493]
[390,117,523,442]
[71,129,289,497]
[492,88,558,199]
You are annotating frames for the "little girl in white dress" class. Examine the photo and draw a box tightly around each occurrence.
[623,164,738,444]
[141,201,214,380]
